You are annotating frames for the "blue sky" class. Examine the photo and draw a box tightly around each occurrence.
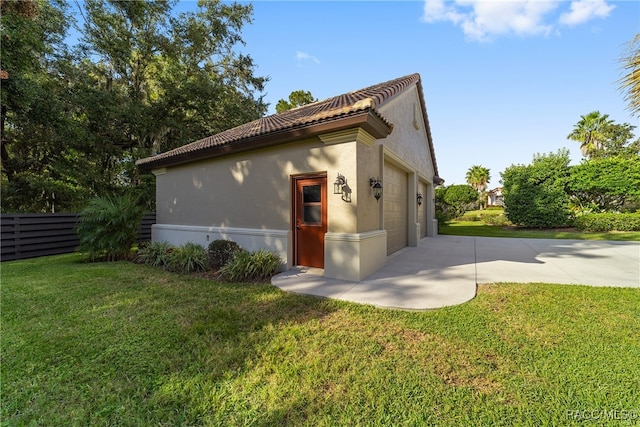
[216,0,638,187]
[73,1,636,187]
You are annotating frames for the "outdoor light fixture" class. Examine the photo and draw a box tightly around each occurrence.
[341,184,352,203]
[370,177,383,202]
[334,173,346,194]
[333,173,351,202]
[417,192,423,206]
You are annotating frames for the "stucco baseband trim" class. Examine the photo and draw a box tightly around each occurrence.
[152,224,289,263]
[324,230,387,282]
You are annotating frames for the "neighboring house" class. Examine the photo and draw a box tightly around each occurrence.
[136,73,443,282]
[487,187,503,206]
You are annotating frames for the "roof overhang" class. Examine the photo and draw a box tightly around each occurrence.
[137,109,392,171]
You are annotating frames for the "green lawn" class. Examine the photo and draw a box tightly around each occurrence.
[440,220,640,241]
[3,254,640,426]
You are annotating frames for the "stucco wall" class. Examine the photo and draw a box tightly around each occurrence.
[154,137,358,234]
[355,84,437,233]
[377,85,436,179]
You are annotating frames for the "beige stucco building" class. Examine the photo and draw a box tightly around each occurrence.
[136,73,443,282]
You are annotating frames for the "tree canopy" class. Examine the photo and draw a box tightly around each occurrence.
[440,184,478,219]
[568,157,640,212]
[566,111,614,158]
[275,90,317,113]
[465,165,491,192]
[567,111,639,159]
[1,0,268,213]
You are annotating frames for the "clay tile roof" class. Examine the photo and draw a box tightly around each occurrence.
[136,73,438,175]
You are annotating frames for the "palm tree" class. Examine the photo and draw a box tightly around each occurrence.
[466,165,490,209]
[567,111,614,158]
[619,33,640,118]
[466,165,490,192]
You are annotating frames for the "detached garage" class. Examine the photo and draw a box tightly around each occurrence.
[136,73,443,282]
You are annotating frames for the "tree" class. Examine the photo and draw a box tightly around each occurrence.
[619,33,640,118]
[1,0,269,212]
[78,0,268,174]
[0,0,88,212]
[601,122,640,159]
[567,112,639,160]
[567,111,614,158]
[501,150,572,228]
[568,156,640,212]
[465,165,491,192]
[442,184,478,219]
[276,90,317,113]
[465,164,491,209]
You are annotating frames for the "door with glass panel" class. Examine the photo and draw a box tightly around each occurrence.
[293,175,327,268]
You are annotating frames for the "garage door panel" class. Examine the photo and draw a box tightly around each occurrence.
[384,162,408,255]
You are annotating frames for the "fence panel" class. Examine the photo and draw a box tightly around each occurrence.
[1,213,155,261]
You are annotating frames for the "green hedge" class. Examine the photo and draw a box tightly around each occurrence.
[480,213,512,227]
[573,213,640,232]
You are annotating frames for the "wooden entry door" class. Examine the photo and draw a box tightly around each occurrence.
[293,175,327,268]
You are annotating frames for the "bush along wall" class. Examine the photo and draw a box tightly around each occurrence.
[573,213,640,232]
[136,239,282,281]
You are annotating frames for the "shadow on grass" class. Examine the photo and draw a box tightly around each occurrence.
[1,254,342,425]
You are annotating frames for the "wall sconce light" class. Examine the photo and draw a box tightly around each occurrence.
[333,173,352,202]
[417,192,423,206]
[341,184,352,203]
[370,177,383,202]
[334,173,346,194]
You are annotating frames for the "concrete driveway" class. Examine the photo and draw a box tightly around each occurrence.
[272,235,640,310]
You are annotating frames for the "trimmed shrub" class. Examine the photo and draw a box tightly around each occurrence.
[167,242,207,274]
[76,193,146,261]
[135,241,172,268]
[458,212,482,221]
[480,213,512,227]
[207,239,241,269]
[219,249,282,282]
[573,213,640,232]
[435,211,451,224]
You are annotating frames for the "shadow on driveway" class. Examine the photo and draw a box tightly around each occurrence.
[272,236,640,310]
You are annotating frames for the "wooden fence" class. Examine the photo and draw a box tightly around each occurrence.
[1,213,155,262]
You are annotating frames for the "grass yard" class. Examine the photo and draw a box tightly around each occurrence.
[2,254,640,426]
[440,220,640,241]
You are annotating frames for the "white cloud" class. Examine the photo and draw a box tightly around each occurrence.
[296,51,320,64]
[559,0,615,26]
[422,0,615,41]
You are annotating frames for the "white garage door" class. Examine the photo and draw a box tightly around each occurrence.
[384,162,408,255]
[418,181,427,238]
